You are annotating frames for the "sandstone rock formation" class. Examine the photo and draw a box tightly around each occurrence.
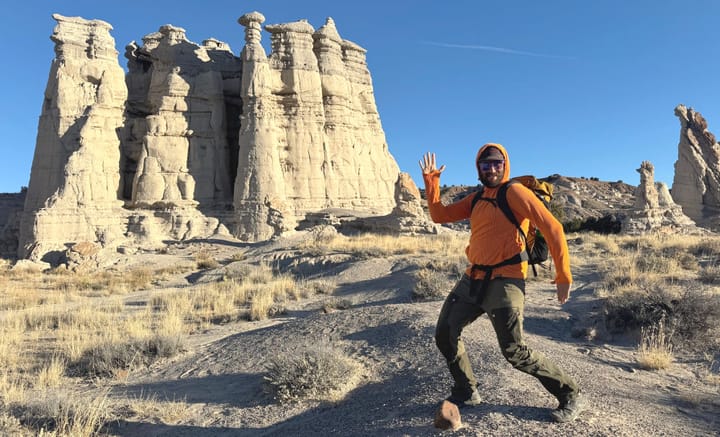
[353,172,437,234]
[18,12,420,262]
[233,14,399,241]
[671,104,720,227]
[621,161,696,234]
[19,14,128,261]
[298,172,437,234]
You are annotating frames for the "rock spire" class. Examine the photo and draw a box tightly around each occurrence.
[671,104,720,228]
[622,160,695,234]
[18,11,422,261]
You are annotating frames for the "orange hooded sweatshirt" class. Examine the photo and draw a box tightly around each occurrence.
[422,143,572,285]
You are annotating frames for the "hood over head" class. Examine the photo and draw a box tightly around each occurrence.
[475,143,510,182]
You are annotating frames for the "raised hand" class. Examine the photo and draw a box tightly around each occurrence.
[419,152,446,175]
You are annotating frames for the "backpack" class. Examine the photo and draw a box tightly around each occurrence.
[470,175,553,277]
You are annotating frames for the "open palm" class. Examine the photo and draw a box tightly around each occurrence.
[419,152,446,174]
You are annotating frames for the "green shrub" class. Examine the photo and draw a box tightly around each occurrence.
[563,214,622,234]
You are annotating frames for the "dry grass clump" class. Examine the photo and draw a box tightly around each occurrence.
[410,241,469,301]
[0,371,27,407]
[0,294,187,385]
[0,266,159,307]
[70,335,184,379]
[0,317,28,363]
[152,263,298,325]
[264,341,362,403]
[637,319,674,370]
[412,266,453,301]
[579,233,622,257]
[122,393,190,425]
[17,389,110,436]
[68,311,186,378]
[194,250,220,269]
[698,264,720,284]
[300,232,467,259]
[35,356,66,389]
[603,286,675,334]
[321,297,353,313]
[302,278,337,295]
[691,237,720,258]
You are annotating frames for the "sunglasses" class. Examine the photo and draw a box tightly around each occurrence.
[478,160,505,171]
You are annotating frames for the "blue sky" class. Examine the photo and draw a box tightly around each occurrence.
[1,1,719,193]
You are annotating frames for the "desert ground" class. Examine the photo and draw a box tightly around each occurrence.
[1,228,718,436]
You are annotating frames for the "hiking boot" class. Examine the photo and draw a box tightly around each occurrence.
[446,389,482,408]
[550,392,585,423]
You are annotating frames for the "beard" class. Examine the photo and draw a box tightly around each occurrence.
[479,173,502,188]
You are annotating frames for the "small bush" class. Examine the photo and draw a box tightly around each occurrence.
[264,342,362,403]
[604,286,720,352]
[322,298,353,313]
[71,331,184,378]
[71,339,148,378]
[412,267,451,301]
[230,251,247,262]
[195,251,220,269]
[692,239,720,258]
[19,389,110,436]
[635,255,677,275]
[675,252,700,271]
[604,288,673,334]
[563,214,622,234]
[305,279,337,295]
[699,265,720,284]
[668,289,720,350]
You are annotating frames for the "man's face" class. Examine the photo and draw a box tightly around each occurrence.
[478,160,505,188]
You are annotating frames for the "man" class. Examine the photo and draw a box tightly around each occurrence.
[418,143,584,423]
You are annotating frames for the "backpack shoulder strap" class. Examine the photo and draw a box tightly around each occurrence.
[496,180,523,233]
[498,180,534,272]
[470,186,487,211]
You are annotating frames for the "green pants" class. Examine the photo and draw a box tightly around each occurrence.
[435,274,579,402]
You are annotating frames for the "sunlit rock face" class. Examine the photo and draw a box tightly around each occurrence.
[672,104,720,227]
[621,160,695,235]
[19,14,128,261]
[19,11,422,261]
[233,14,399,241]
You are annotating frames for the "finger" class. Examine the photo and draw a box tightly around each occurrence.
[438,165,446,173]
